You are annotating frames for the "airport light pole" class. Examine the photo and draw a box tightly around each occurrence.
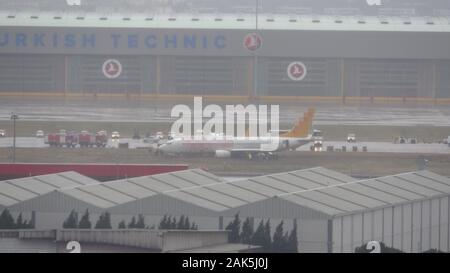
[10,113,19,163]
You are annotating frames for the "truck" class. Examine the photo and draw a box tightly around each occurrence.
[65,131,79,148]
[45,132,77,148]
[78,131,95,147]
[95,131,108,147]
[45,133,65,147]
[45,130,107,148]
[311,129,323,151]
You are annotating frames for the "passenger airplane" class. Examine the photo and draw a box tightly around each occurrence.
[155,108,315,159]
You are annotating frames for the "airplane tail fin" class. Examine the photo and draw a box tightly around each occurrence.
[280,108,315,138]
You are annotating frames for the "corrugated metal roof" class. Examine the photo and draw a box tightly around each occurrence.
[8,168,448,219]
[1,12,449,32]
[62,188,117,209]
[50,167,353,212]
[127,167,356,212]
[54,169,227,209]
[276,170,450,217]
[164,191,229,212]
[0,172,98,207]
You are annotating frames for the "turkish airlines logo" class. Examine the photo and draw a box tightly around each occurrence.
[102,59,122,79]
[287,62,307,81]
[243,33,262,51]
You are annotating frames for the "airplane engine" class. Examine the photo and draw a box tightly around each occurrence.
[215,150,231,158]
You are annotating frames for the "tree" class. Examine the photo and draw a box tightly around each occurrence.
[0,209,15,229]
[22,218,34,229]
[190,223,198,230]
[78,209,91,229]
[262,219,272,252]
[272,221,287,253]
[251,220,265,248]
[177,215,186,230]
[118,220,126,229]
[136,214,146,229]
[158,215,168,229]
[170,216,177,229]
[183,216,190,230]
[15,213,23,228]
[128,216,137,228]
[95,212,112,229]
[241,217,254,244]
[283,232,290,252]
[62,210,78,229]
[287,220,298,253]
[225,213,241,243]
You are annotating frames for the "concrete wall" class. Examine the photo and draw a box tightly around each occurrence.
[161,230,229,252]
[56,229,229,252]
[0,229,230,253]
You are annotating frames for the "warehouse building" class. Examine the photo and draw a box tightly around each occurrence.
[108,167,354,229]
[6,167,355,231]
[223,170,450,253]
[6,167,354,229]
[1,12,450,101]
[4,168,450,253]
[7,169,226,229]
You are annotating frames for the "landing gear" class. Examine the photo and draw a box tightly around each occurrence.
[246,152,278,161]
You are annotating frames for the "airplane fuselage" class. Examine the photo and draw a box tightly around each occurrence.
[157,135,312,157]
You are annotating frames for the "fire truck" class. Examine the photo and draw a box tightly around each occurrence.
[95,131,108,147]
[79,130,108,148]
[78,131,95,147]
[45,130,78,147]
[45,130,108,148]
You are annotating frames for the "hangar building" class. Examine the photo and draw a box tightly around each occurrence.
[5,167,450,252]
[1,11,450,102]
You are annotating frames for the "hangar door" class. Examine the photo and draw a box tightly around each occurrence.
[0,54,63,93]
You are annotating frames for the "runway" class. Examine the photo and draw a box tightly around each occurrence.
[296,141,450,154]
[1,98,450,126]
[0,137,151,149]
[1,137,449,154]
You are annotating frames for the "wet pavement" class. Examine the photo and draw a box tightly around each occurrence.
[1,98,450,126]
[1,137,449,154]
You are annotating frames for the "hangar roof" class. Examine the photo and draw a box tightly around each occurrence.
[51,167,354,212]
[1,12,449,32]
[57,168,226,209]
[5,168,449,219]
[276,170,450,217]
[152,167,355,212]
[0,172,98,207]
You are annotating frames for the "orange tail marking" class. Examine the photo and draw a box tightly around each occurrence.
[280,108,315,138]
